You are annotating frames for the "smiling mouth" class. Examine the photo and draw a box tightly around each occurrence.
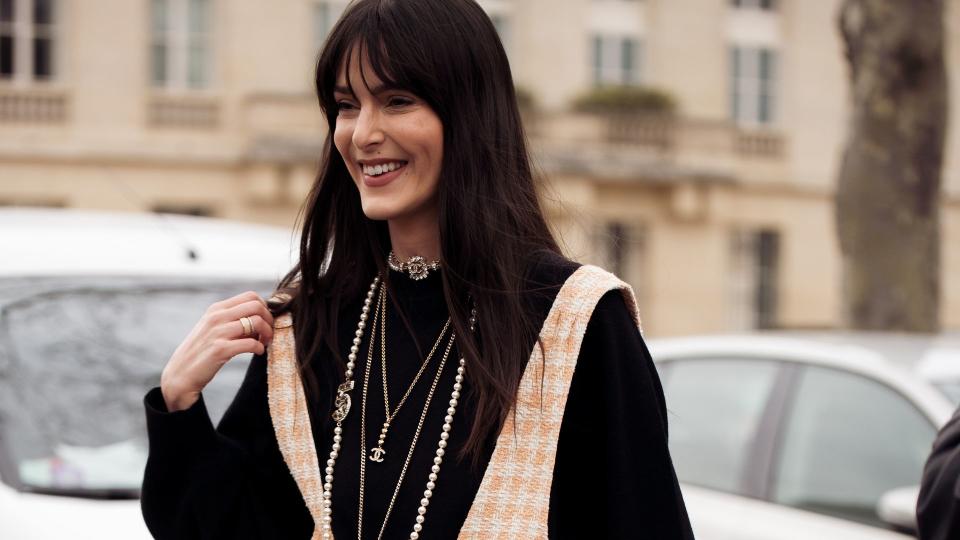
[361,161,408,177]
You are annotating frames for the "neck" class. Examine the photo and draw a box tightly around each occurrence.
[387,213,441,263]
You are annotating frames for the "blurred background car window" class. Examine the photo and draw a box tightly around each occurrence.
[772,366,937,527]
[0,276,273,495]
[662,358,779,494]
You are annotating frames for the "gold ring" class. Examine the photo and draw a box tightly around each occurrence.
[239,316,254,337]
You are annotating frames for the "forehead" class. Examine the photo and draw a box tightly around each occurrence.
[334,44,386,91]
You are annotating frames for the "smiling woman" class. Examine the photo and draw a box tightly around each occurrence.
[332,55,444,235]
[140,1,694,539]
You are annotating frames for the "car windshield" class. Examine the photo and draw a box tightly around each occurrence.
[0,276,277,498]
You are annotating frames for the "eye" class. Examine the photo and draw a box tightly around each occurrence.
[386,96,415,108]
[336,100,358,114]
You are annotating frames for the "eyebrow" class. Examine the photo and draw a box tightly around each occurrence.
[332,83,406,96]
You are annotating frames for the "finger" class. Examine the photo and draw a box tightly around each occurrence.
[209,291,265,313]
[251,316,274,343]
[208,291,258,312]
[240,299,273,325]
[215,338,266,359]
[220,300,274,327]
[224,315,274,343]
[227,316,254,340]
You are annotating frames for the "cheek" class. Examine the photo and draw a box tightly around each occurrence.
[428,130,444,192]
[418,120,443,179]
[333,122,353,163]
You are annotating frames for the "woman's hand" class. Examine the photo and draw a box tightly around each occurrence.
[160,291,275,412]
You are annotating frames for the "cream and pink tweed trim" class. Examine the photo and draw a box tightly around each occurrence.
[265,265,639,540]
[266,313,328,540]
[458,265,640,539]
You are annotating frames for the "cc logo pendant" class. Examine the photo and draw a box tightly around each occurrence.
[407,256,429,280]
[369,446,386,462]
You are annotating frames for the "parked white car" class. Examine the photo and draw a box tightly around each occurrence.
[0,208,296,539]
[650,333,960,540]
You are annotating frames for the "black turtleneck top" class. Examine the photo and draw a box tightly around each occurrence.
[141,254,694,539]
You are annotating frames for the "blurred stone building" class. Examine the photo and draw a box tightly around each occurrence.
[0,0,958,336]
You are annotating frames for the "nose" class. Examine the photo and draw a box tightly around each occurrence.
[352,106,385,150]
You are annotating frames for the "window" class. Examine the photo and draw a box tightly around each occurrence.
[598,221,644,276]
[489,13,510,53]
[594,221,647,305]
[605,222,628,277]
[731,0,776,9]
[773,367,937,527]
[0,277,274,493]
[730,46,777,125]
[0,0,58,82]
[592,35,641,87]
[662,359,780,493]
[151,0,212,89]
[729,228,779,330]
[313,1,347,51]
[0,0,13,79]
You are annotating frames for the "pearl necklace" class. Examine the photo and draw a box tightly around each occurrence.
[320,274,475,540]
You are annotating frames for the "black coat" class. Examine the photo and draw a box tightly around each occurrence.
[141,255,694,539]
[918,405,960,540]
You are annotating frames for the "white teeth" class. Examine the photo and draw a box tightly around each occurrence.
[362,161,405,176]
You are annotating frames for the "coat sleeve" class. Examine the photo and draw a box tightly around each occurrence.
[548,290,695,540]
[140,353,314,540]
[917,406,960,540]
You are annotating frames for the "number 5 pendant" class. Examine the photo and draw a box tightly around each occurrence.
[331,380,355,422]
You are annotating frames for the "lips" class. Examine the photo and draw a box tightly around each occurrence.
[361,160,406,176]
[361,161,408,188]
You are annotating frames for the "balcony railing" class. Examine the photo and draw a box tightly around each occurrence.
[147,95,220,129]
[605,114,675,150]
[532,112,786,159]
[527,112,788,181]
[0,88,69,124]
[734,128,785,158]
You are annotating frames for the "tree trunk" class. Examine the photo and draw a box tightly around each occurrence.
[836,0,947,332]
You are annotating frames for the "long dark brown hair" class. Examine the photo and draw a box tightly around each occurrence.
[273,0,561,465]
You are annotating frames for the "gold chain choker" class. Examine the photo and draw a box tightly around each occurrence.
[387,251,440,280]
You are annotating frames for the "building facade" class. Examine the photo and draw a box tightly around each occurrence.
[1,0,958,336]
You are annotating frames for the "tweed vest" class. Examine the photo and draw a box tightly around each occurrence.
[266,265,641,539]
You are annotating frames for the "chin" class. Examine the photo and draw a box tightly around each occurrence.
[357,189,438,224]
[359,200,402,221]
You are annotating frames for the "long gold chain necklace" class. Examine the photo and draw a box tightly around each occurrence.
[318,274,475,540]
[369,288,452,463]
[359,284,457,539]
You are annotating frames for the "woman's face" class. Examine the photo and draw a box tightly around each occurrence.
[332,50,444,224]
